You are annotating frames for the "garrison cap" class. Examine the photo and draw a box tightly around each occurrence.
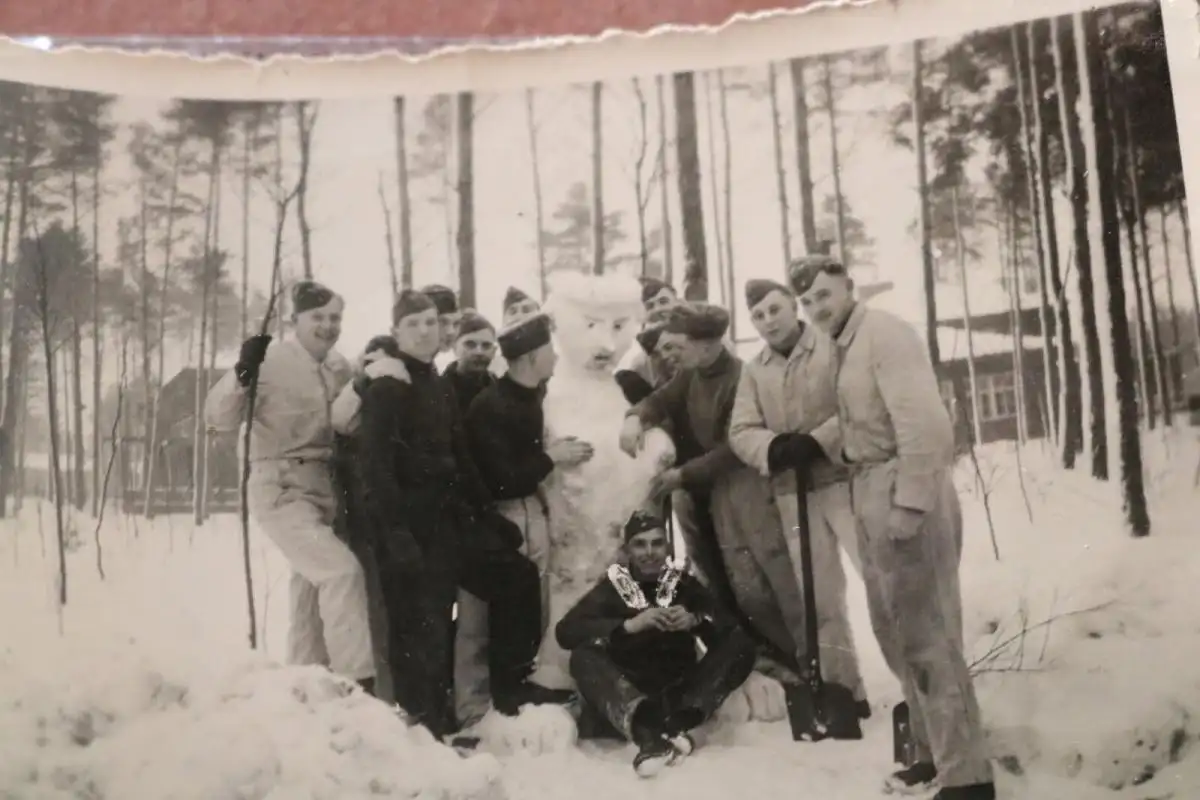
[744,279,792,310]
[392,289,436,326]
[291,280,337,315]
[502,286,535,314]
[623,509,665,543]
[420,284,459,315]
[787,254,848,295]
[456,310,495,339]
[638,276,675,304]
[498,312,553,360]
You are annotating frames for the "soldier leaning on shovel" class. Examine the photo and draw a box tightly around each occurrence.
[788,254,996,800]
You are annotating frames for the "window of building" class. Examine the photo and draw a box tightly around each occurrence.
[977,371,1017,422]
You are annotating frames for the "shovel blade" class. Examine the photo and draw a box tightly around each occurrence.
[892,701,918,766]
[784,681,863,742]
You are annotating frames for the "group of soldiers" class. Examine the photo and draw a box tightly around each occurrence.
[204,256,997,800]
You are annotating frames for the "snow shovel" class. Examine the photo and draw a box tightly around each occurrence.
[784,468,863,743]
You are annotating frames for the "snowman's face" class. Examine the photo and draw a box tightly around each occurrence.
[551,298,640,373]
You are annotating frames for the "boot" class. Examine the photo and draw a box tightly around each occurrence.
[494,681,577,717]
[856,699,872,720]
[630,698,677,779]
[932,784,996,800]
[884,761,937,795]
[356,677,377,698]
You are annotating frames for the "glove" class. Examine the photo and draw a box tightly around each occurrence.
[234,334,273,387]
[766,432,824,474]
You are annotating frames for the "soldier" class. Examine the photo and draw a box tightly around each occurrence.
[442,311,500,414]
[620,302,816,686]
[356,289,491,738]
[204,280,375,694]
[789,255,995,800]
[462,311,588,715]
[727,276,869,717]
[556,510,757,779]
[614,307,676,406]
[639,276,680,314]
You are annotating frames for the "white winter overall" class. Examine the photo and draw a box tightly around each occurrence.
[728,325,865,700]
[205,338,375,681]
[831,303,993,789]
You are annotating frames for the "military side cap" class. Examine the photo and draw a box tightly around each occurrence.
[457,310,495,339]
[502,286,534,313]
[392,288,436,325]
[788,254,847,295]
[623,509,664,543]
[420,283,458,314]
[292,280,336,314]
[744,278,791,309]
[663,302,730,341]
[638,276,673,304]
[498,312,553,360]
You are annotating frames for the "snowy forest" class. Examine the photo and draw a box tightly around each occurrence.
[0,1,1188,566]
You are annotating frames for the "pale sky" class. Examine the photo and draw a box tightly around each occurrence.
[99,26,1193,376]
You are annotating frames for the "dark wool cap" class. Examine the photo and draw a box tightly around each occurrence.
[788,254,848,295]
[639,277,674,304]
[364,334,402,359]
[392,289,436,326]
[744,278,792,310]
[420,284,458,315]
[663,303,730,341]
[457,310,495,339]
[498,312,553,360]
[502,286,534,312]
[292,280,336,315]
[623,509,664,543]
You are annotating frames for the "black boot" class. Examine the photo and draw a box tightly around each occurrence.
[884,761,937,795]
[932,783,996,800]
[630,700,675,779]
[493,681,577,717]
[856,699,872,720]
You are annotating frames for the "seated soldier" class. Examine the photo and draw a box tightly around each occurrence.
[555,510,757,779]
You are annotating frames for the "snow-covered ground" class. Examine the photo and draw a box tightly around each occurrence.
[2,431,1199,799]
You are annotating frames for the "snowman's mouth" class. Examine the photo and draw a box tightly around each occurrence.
[589,354,614,369]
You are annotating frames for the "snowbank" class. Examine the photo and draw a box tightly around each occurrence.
[0,654,505,800]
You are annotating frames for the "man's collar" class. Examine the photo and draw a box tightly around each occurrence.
[757,322,817,365]
[834,303,867,348]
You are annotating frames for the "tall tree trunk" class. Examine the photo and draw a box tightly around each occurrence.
[912,40,940,366]
[394,97,414,290]
[455,92,476,308]
[767,63,792,265]
[821,55,848,267]
[203,177,223,521]
[1014,22,1057,443]
[673,73,709,301]
[1121,102,1172,425]
[39,286,68,606]
[702,74,726,304]
[0,172,32,517]
[632,78,651,276]
[788,58,817,253]
[590,83,605,276]
[952,184,983,444]
[71,323,86,510]
[192,143,218,526]
[718,71,736,338]
[1180,199,1200,357]
[655,76,675,285]
[1159,208,1183,397]
[524,90,549,297]
[378,174,399,298]
[1076,9,1148,534]
[240,112,254,342]
[91,161,102,515]
[138,178,152,502]
[1056,15,1108,479]
[1042,17,1082,466]
[141,139,183,518]
[1006,197,1029,443]
[0,151,17,416]
[294,101,316,279]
